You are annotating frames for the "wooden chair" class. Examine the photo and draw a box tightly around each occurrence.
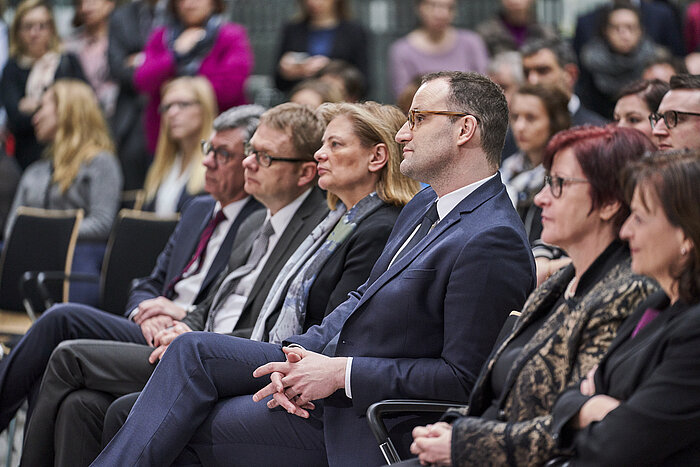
[0,207,82,336]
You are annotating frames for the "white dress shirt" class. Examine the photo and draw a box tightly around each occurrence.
[211,189,312,333]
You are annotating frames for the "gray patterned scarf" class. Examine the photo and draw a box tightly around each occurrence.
[250,193,385,343]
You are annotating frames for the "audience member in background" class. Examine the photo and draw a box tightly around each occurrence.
[136,0,252,153]
[24,103,422,466]
[685,1,700,54]
[0,150,21,242]
[651,74,700,151]
[685,50,700,75]
[502,84,570,243]
[65,0,118,118]
[613,78,669,144]
[0,0,85,170]
[574,0,683,59]
[642,52,687,82]
[487,51,524,162]
[107,0,163,190]
[6,79,121,306]
[0,1,9,143]
[289,78,343,109]
[275,0,368,95]
[141,76,216,215]
[579,2,662,119]
[0,104,266,453]
[314,59,365,102]
[476,0,557,57]
[403,126,657,467]
[521,38,607,127]
[388,0,488,100]
[551,151,700,465]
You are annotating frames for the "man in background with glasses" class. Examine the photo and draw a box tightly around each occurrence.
[651,74,700,151]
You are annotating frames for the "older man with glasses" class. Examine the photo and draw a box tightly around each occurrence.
[651,74,700,151]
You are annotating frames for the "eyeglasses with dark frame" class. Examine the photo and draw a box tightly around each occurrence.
[544,174,590,199]
[201,140,243,165]
[243,142,310,168]
[648,110,700,129]
[407,109,480,130]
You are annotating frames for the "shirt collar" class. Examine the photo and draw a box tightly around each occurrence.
[435,173,497,220]
[568,94,581,116]
[266,188,312,236]
[217,195,251,221]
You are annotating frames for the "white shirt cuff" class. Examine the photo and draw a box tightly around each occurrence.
[344,357,353,398]
[128,307,139,321]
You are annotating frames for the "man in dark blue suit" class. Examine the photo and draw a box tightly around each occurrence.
[92,72,537,466]
[0,105,265,432]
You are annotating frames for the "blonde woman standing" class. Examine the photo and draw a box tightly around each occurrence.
[141,76,216,215]
[7,79,122,304]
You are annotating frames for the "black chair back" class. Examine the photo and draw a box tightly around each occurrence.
[0,207,82,312]
[99,209,179,314]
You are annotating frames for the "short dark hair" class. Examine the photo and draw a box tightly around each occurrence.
[670,74,700,90]
[616,79,670,113]
[514,84,571,140]
[598,0,642,39]
[421,71,509,168]
[169,0,226,19]
[543,125,655,234]
[521,37,577,67]
[622,150,700,303]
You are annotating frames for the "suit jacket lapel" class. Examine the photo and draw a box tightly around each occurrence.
[166,200,215,282]
[355,176,504,310]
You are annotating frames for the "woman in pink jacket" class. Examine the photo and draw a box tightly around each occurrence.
[135,0,253,153]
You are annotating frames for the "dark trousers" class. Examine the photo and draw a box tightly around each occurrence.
[0,303,145,432]
[92,332,329,467]
[20,341,155,467]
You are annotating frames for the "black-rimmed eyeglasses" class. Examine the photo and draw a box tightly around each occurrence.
[407,109,479,130]
[243,142,310,168]
[201,140,243,165]
[649,110,700,129]
[544,174,589,199]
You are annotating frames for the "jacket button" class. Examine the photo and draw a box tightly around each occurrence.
[498,409,506,420]
[341,340,346,344]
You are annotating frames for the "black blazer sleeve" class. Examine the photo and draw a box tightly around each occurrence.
[0,60,34,137]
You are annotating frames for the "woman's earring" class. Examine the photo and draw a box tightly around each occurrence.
[681,246,688,255]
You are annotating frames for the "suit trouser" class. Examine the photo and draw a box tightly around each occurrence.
[0,304,146,431]
[92,332,329,467]
[20,341,155,467]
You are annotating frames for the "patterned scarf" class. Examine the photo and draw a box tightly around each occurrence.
[250,193,385,343]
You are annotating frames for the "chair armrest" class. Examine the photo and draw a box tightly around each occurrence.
[20,271,100,316]
[366,399,468,464]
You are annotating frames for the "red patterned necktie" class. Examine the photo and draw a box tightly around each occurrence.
[165,209,227,296]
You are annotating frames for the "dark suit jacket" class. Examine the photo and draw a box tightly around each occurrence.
[572,104,608,127]
[552,291,700,465]
[182,187,329,338]
[140,186,206,215]
[573,1,685,57]
[125,195,263,315]
[273,20,369,93]
[287,176,537,466]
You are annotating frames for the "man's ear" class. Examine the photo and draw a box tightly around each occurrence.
[457,115,478,146]
[368,143,388,173]
[297,161,318,187]
[563,63,579,92]
[599,200,621,222]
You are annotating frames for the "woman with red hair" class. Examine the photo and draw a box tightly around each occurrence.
[401,126,659,466]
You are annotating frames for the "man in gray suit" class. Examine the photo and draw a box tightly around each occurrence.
[19,103,329,467]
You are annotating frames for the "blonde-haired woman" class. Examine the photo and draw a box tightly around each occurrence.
[7,79,122,304]
[0,0,85,170]
[141,76,216,215]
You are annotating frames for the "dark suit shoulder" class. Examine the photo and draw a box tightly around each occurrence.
[572,106,608,126]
